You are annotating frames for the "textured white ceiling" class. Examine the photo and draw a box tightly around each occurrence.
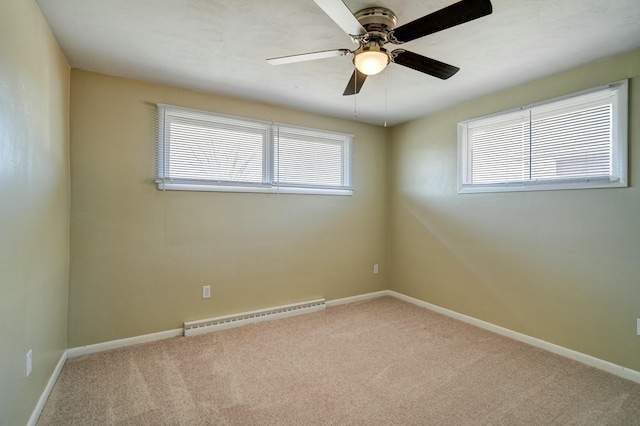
[37,0,640,126]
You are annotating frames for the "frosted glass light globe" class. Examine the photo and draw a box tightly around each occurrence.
[354,50,389,75]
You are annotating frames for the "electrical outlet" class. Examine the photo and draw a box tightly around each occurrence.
[373,264,379,274]
[26,350,32,377]
[637,318,640,336]
[202,285,211,299]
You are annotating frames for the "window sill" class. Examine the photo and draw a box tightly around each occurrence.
[157,182,353,196]
[458,177,627,194]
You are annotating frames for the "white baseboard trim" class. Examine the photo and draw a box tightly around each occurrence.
[28,349,68,426]
[388,290,640,385]
[326,290,390,307]
[62,290,640,385]
[67,293,390,356]
[67,328,183,358]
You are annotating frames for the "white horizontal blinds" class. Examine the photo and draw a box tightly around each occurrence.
[465,86,616,186]
[160,105,268,185]
[466,110,529,185]
[274,125,353,189]
[530,94,614,182]
[156,104,354,194]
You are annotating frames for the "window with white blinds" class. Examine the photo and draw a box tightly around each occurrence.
[157,105,353,195]
[458,80,628,193]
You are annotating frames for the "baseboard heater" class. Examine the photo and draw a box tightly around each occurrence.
[183,298,326,337]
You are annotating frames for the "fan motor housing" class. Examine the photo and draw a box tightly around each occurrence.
[354,7,397,33]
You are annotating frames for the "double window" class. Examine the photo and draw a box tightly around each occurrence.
[458,80,628,193]
[157,104,353,195]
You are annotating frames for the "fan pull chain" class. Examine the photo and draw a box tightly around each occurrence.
[353,67,358,120]
[384,68,388,127]
[353,95,357,120]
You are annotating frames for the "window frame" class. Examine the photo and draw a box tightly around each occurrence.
[156,104,354,196]
[457,80,628,194]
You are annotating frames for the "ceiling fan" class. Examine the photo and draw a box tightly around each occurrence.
[267,0,493,95]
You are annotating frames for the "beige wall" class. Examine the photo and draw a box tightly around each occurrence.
[389,49,640,371]
[68,70,389,347]
[0,0,70,424]
[3,3,638,420]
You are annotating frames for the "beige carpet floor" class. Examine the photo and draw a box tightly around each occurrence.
[38,296,640,425]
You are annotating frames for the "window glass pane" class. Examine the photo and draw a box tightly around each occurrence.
[275,127,350,188]
[470,121,529,184]
[169,121,264,183]
[530,104,612,181]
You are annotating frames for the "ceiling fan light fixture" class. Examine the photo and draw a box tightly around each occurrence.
[354,47,389,76]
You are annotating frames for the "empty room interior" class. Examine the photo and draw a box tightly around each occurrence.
[2,0,640,424]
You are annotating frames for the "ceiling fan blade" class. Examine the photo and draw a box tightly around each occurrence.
[343,69,367,96]
[391,50,460,80]
[267,49,350,65]
[388,0,492,44]
[313,0,366,36]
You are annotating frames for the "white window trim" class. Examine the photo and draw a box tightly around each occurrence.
[156,104,354,196]
[457,80,628,194]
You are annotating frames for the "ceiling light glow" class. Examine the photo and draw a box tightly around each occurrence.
[354,48,389,75]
